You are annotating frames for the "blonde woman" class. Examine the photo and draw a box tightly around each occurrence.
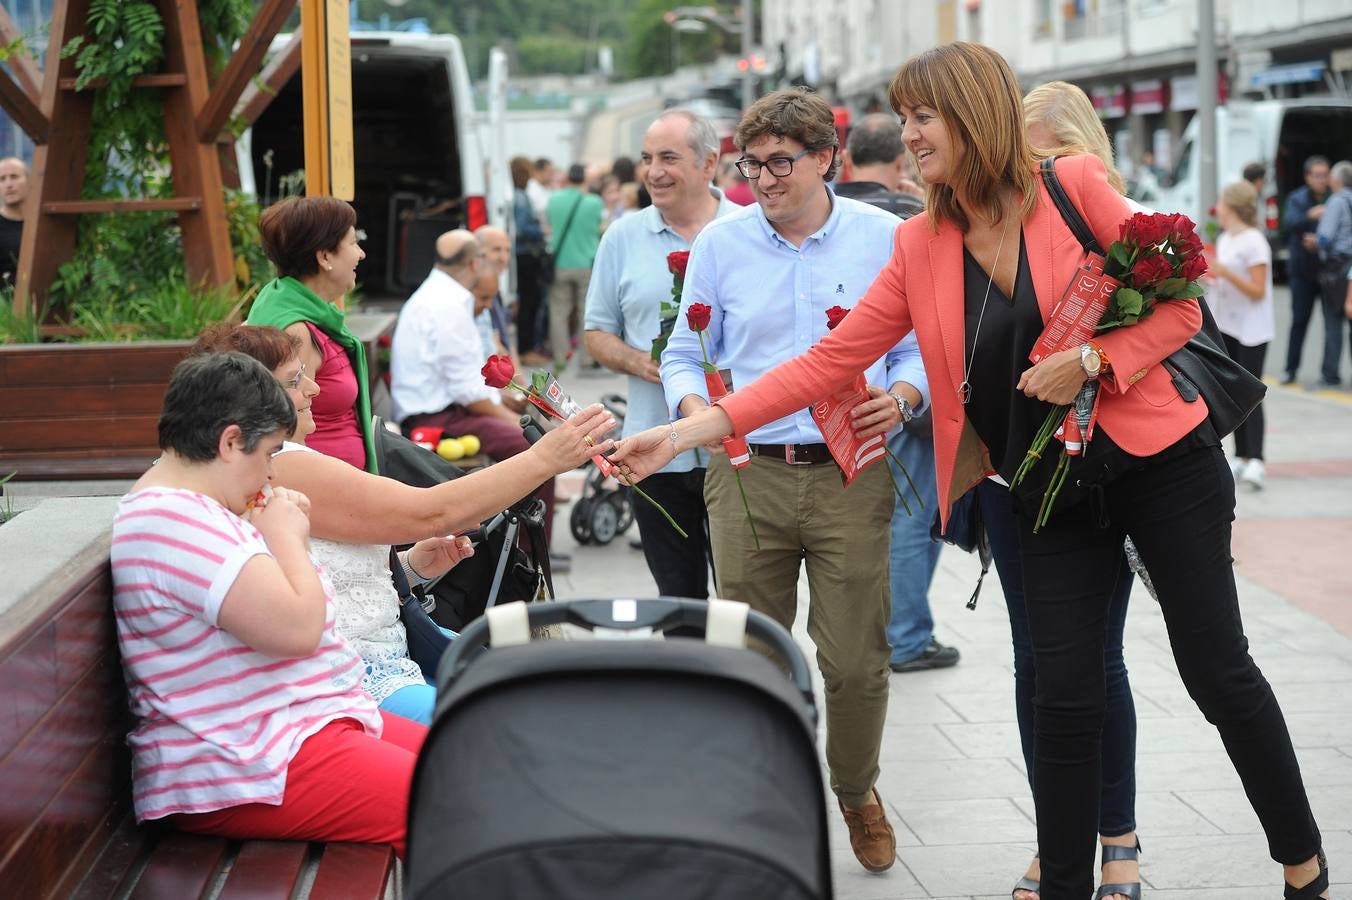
[1024,81,1144,210]
[1209,180,1274,488]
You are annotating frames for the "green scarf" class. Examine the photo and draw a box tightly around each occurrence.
[247,276,378,473]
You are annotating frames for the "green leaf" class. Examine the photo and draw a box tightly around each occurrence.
[1109,242,1131,269]
[1156,277,1186,296]
[1176,281,1206,299]
[1114,287,1144,316]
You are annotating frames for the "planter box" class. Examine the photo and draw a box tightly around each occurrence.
[0,342,190,480]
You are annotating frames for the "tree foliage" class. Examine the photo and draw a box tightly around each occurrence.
[354,0,741,79]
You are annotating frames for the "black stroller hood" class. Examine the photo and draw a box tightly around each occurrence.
[407,639,831,899]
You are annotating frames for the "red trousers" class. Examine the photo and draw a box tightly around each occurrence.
[174,713,426,857]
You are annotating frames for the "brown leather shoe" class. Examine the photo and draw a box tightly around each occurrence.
[839,788,896,873]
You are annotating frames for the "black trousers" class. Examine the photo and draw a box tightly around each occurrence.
[515,250,549,355]
[630,469,713,599]
[1017,444,1320,898]
[1221,333,1267,460]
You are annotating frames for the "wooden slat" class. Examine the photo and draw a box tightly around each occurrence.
[42,197,202,214]
[0,455,157,481]
[0,384,168,419]
[65,814,152,900]
[307,843,397,900]
[156,0,234,290]
[197,0,298,142]
[126,832,230,900]
[216,841,310,900]
[0,64,48,141]
[0,415,161,453]
[0,342,189,386]
[0,5,43,103]
[236,32,302,129]
[58,73,188,90]
[15,0,94,310]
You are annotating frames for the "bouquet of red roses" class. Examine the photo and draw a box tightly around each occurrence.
[650,250,689,362]
[684,301,759,548]
[1012,212,1208,530]
[481,354,688,539]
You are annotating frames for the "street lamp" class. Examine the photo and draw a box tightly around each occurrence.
[663,4,756,108]
[669,17,708,72]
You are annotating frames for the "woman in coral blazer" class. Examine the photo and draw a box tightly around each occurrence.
[617,43,1328,900]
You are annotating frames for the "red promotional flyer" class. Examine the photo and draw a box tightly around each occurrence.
[1028,254,1120,364]
[810,374,887,487]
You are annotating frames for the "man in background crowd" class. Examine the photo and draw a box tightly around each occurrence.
[1316,159,1352,387]
[546,163,604,373]
[0,157,31,289]
[1283,155,1332,385]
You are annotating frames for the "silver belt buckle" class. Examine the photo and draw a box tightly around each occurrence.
[784,444,810,465]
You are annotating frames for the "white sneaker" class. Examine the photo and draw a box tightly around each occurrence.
[1240,458,1265,489]
[1229,457,1245,481]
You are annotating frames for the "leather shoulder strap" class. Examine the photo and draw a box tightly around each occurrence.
[1039,157,1106,258]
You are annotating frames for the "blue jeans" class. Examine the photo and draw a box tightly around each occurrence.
[886,429,943,665]
[977,478,1137,837]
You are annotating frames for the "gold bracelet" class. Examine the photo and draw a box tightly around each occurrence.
[668,422,680,454]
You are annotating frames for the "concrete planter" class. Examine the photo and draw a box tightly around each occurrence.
[0,341,190,480]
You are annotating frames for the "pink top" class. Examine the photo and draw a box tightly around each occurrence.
[111,488,381,821]
[306,323,367,470]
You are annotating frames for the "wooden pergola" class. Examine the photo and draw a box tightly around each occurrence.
[0,0,305,314]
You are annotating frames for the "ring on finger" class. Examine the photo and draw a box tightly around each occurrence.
[583,434,594,447]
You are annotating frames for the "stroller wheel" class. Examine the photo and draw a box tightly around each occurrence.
[569,498,594,544]
[609,489,634,535]
[589,494,620,545]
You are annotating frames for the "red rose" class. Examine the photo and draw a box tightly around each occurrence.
[1121,212,1153,244]
[825,305,850,330]
[1131,254,1174,287]
[667,250,691,278]
[1181,253,1208,282]
[686,302,712,332]
[481,354,516,389]
[1171,213,1197,238]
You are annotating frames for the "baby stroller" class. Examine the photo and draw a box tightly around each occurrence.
[406,598,832,900]
[567,392,635,546]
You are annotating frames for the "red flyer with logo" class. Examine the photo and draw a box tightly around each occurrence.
[811,373,888,486]
[1029,253,1120,363]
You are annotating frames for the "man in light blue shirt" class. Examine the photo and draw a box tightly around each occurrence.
[1316,159,1352,385]
[584,110,739,597]
[659,88,928,874]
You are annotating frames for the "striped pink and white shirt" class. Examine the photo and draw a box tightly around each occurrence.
[111,488,381,822]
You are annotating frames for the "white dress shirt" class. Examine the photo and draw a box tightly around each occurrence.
[390,268,499,422]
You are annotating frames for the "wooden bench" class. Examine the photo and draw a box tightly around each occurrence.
[0,498,401,899]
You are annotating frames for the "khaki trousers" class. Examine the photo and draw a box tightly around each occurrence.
[549,267,592,368]
[705,453,893,807]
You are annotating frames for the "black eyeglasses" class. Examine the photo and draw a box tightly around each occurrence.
[735,147,818,180]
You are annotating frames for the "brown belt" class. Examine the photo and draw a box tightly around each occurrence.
[748,443,835,466]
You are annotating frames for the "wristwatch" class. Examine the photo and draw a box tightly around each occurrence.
[888,391,914,423]
[1079,343,1103,378]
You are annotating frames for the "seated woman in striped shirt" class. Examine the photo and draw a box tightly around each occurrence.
[111,352,420,855]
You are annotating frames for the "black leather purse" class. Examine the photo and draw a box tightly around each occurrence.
[1039,157,1266,438]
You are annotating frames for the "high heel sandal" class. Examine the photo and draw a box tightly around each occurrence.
[1284,850,1329,900]
[1011,854,1039,899]
[1094,839,1142,900]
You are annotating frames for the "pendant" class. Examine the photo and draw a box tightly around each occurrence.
[958,381,972,405]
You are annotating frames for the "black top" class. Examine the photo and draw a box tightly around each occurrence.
[833,181,924,220]
[962,233,1054,491]
[0,216,21,288]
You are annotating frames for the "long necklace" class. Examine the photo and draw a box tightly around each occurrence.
[958,213,1013,406]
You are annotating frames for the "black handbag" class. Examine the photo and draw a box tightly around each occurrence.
[372,418,550,630]
[1039,157,1266,438]
[929,487,992,610]
[388,546,451,681]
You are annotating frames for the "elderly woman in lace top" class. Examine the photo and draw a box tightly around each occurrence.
[191,324,616,723]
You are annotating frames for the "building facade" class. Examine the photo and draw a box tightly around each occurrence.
[763,0,1352,178]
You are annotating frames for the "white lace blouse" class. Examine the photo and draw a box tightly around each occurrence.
[278,443,426,703]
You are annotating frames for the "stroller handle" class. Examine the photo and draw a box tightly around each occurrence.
[440,598,816,708]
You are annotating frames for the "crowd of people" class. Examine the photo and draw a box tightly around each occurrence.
[100,39,1338,900]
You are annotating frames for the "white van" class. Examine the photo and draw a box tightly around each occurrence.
[241,32,497,297]
[1154,97,1352,262]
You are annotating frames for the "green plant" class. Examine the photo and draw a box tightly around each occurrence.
[0,472,17,527]
[0,286,46,343]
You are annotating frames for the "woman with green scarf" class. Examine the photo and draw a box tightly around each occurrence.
[248,197,376,471]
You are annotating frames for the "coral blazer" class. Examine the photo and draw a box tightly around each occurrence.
[719,154,1206,526]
